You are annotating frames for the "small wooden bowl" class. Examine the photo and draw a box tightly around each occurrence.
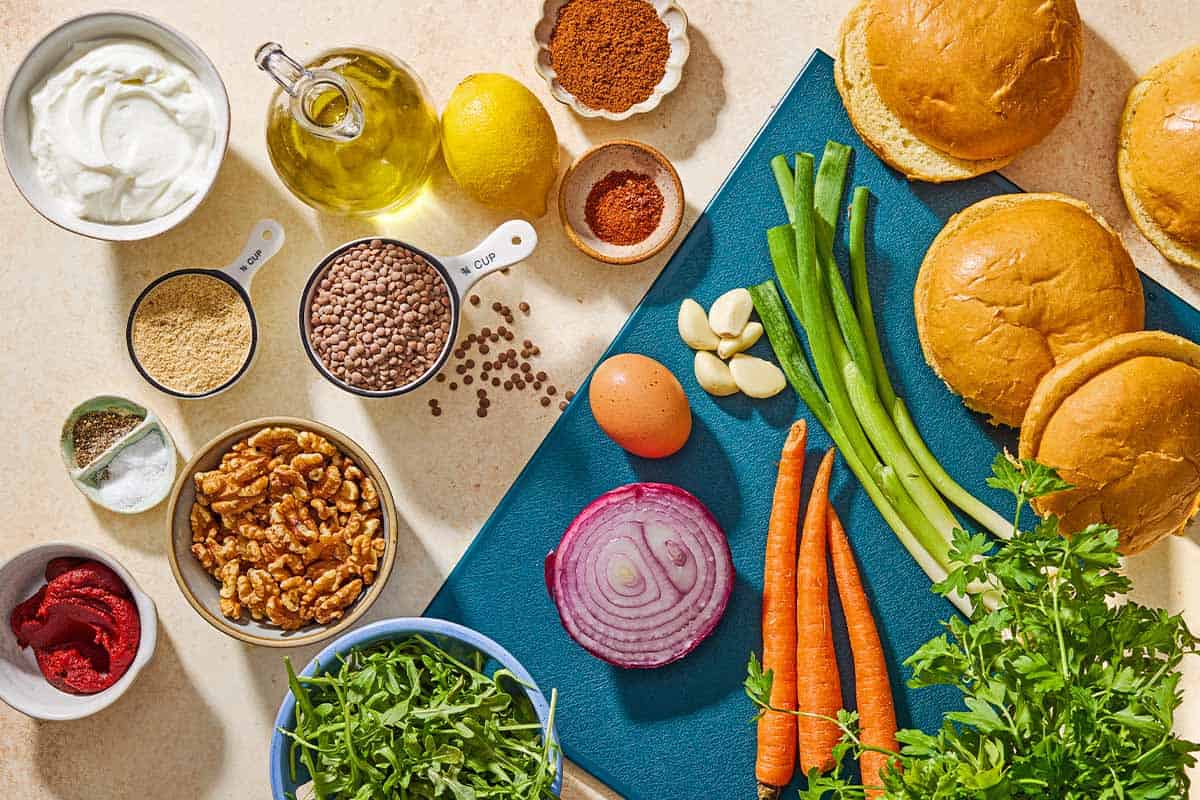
[165,417,398,648]
[559,140,684,265]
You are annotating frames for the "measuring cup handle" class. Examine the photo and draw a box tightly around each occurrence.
[440,220,538,296]
[221,219,286,290]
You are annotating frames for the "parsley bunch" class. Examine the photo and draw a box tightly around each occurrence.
[749,455,1200,799]
[281,635,559,800]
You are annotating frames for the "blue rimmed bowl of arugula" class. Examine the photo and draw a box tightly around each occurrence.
[270,617,562,799]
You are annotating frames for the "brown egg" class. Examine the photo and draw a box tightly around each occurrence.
[589,354,692,458]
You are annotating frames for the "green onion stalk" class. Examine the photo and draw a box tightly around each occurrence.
[752,142,1008,613]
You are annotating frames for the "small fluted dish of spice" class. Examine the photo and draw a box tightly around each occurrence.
[559,139,684,264]
[534,0,690,120]
[59,395,178,514]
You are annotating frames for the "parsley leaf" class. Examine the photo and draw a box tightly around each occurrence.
[751,457,1200,799]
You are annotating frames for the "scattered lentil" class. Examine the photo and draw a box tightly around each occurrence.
[131,273,251,395]
[541,397,551,407]
[469,295,481,306]
[519,302,530,314]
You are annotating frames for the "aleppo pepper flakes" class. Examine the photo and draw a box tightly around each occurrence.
[585,170,665,245]
[549,0,670,113]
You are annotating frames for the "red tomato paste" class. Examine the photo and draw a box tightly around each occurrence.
[9,557,141,694]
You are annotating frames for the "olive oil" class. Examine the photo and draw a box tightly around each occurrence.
[259,45,440,216]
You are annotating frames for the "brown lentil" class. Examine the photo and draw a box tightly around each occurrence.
[541,396,551,407]
[469,295,481,306]
[519,302,530,314]
[72,410,143,468]
[131,273,252,395]
[308,240,451,392]
[492,377,501,387]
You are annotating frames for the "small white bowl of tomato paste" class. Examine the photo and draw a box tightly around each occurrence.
[0,541,157,720]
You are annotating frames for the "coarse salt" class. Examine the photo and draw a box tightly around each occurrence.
[96,432,171,511]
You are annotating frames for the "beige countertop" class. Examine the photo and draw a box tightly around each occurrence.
[1,1,1199,797]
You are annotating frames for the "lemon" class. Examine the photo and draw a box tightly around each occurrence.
[442,74,559,218]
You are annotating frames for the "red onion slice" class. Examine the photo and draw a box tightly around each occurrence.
[545,482,734,669]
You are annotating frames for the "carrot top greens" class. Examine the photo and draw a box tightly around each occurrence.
[281,635,559,800]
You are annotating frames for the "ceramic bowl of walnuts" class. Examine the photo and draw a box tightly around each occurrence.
[165,418,397,647]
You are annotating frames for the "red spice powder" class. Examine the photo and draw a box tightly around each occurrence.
[548,0,670,113]
[585,170,665,246]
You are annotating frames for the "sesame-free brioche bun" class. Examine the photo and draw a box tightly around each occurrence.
[1118,46,1200,270]
[835,0,1082,182]
[1019,331,1200,554]
[915,193,1144,427]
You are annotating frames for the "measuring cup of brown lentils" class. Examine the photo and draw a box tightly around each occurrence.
[127,220,285,399]
[301,219,537,396]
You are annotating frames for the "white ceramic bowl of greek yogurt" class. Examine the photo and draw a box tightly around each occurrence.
[1,12,230,241]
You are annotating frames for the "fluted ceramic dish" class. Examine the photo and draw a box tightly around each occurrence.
[533,0,690,121]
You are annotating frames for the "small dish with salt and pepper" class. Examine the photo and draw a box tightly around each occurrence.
[559,140,684,265]
[125,219,285,399]
[533,0,690,120]
[60,395,178,515]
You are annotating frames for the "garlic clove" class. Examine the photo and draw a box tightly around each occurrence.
[729,354,786,398]
[707,288,753,337]
[717,321,764,359]
[694,351,740,396]
[678,299,719,350]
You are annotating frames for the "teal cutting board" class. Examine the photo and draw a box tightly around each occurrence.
[425,50,1200,799]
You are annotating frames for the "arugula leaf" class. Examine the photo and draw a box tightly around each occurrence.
[281,636,559,799]
[752,456,1200,799]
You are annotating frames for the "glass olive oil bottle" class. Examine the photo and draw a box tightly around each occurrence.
[256,43,440,216]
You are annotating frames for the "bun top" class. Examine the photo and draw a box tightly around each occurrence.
[1020,331,1200,554]
[914,194,1144,427]
[1123,46,1200,249]
[864,0,1083,160]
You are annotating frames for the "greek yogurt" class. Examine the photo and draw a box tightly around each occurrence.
[28,38,216,224]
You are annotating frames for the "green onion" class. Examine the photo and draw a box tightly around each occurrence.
[847,188,1012,540]
[750,142,1009,615]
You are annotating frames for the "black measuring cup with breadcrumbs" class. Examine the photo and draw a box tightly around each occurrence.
[126,220,285,399]
[300,220,537,397]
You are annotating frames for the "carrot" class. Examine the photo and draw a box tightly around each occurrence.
[796,448,843,775]
[756,420,807,797]
[828,506,900,798]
